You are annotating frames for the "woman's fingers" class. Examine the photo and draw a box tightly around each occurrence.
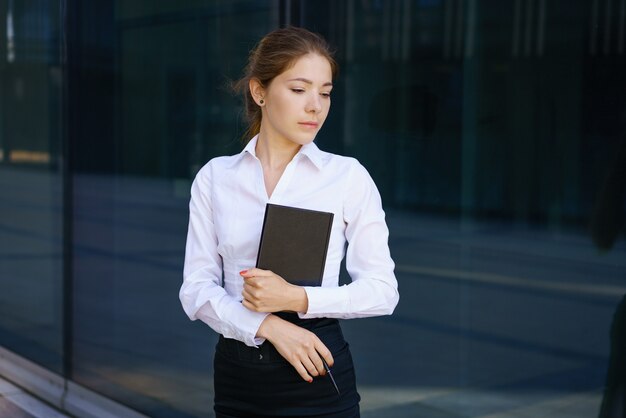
[241,297,254,311]
[290,337,331,380]
[241,283,265,311]
[241,288,256,309]
[308,350,325,376]
[257,316,333,382]
[301,355,319,378]
[289,347,323,381]
[315,341,335,368]
[240,268,273,279]
[293,361,314,383]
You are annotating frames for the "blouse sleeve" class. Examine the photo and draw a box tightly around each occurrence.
[299,161,399,319]
[179,164,269,347]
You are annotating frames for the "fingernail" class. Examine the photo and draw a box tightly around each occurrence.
[239,270,248,275]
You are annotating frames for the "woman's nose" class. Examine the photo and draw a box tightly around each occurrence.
[306,94,322,113]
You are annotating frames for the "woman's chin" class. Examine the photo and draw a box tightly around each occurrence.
[289,132,318,146]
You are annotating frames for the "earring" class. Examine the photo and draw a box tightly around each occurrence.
[259,99,265,105]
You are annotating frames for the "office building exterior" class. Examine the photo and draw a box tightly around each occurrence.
[1,1,625,417]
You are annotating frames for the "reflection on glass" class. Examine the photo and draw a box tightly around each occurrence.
[71,2,276,417]
[298,1,625,417]
[0,0,63,373]
[1,1,624,417]
[6,0,14,62]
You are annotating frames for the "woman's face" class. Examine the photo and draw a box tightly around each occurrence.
[257,53,333,147]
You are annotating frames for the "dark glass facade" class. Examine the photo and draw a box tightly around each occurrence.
[0,0,63,374]
[1,1,625,417]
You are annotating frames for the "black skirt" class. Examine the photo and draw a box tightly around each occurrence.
[214,313,360,417]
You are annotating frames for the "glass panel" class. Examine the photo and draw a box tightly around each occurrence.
[0,0,63,374]
[71,2,277,416]
[302,0,626,417]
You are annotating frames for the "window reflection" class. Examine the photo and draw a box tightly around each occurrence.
[0,0,624,417]
[70,2,277,416]
[6,0,14,62]
[0,0,63,374]
[302,1,625,417]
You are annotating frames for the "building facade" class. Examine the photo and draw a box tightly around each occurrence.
[0,1,625,417]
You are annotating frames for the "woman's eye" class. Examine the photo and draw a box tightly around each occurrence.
[291,88,305,93]
[321,92,332,98]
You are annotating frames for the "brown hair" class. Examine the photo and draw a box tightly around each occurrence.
[233,26,338,143]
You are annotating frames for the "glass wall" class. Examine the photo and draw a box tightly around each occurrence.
[301,1,626,417]
[70,2,278,416]
[1,0,625,417]
[0,0,64,375]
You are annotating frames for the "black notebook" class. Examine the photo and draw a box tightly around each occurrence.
[255,204,334,287]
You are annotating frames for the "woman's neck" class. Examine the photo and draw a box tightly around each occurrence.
[255,131,301,171]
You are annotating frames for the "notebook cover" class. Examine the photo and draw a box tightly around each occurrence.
[255,204,334,286]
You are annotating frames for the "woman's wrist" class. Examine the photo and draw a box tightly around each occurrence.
[257,314,280,341]
[286,284,309,313]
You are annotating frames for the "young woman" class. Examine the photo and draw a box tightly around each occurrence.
[180,26,399,418]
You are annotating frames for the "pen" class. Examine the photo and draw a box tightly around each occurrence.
[321,358,340,395]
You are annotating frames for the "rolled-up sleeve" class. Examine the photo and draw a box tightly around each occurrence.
[299,161,399,319]
[179,165,268,347]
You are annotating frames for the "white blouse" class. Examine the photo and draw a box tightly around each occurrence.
[180,135,399,347]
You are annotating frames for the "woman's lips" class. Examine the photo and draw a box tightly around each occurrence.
[298,122,319,129]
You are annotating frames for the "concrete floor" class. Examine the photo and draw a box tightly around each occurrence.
[0,377,69,418]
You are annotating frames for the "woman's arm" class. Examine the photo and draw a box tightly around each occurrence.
[300,161,399,319]
[238,268,336,382]
[180,165,269,347]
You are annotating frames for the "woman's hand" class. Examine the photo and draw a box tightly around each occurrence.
[257,315,334,382]
[240,268,308,313]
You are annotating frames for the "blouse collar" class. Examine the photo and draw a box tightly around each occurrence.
[240,134,325,170]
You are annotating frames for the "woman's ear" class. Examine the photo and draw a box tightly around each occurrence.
[249,78,265,106]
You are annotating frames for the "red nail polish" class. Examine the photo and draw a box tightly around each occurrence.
[240,270,248,275]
